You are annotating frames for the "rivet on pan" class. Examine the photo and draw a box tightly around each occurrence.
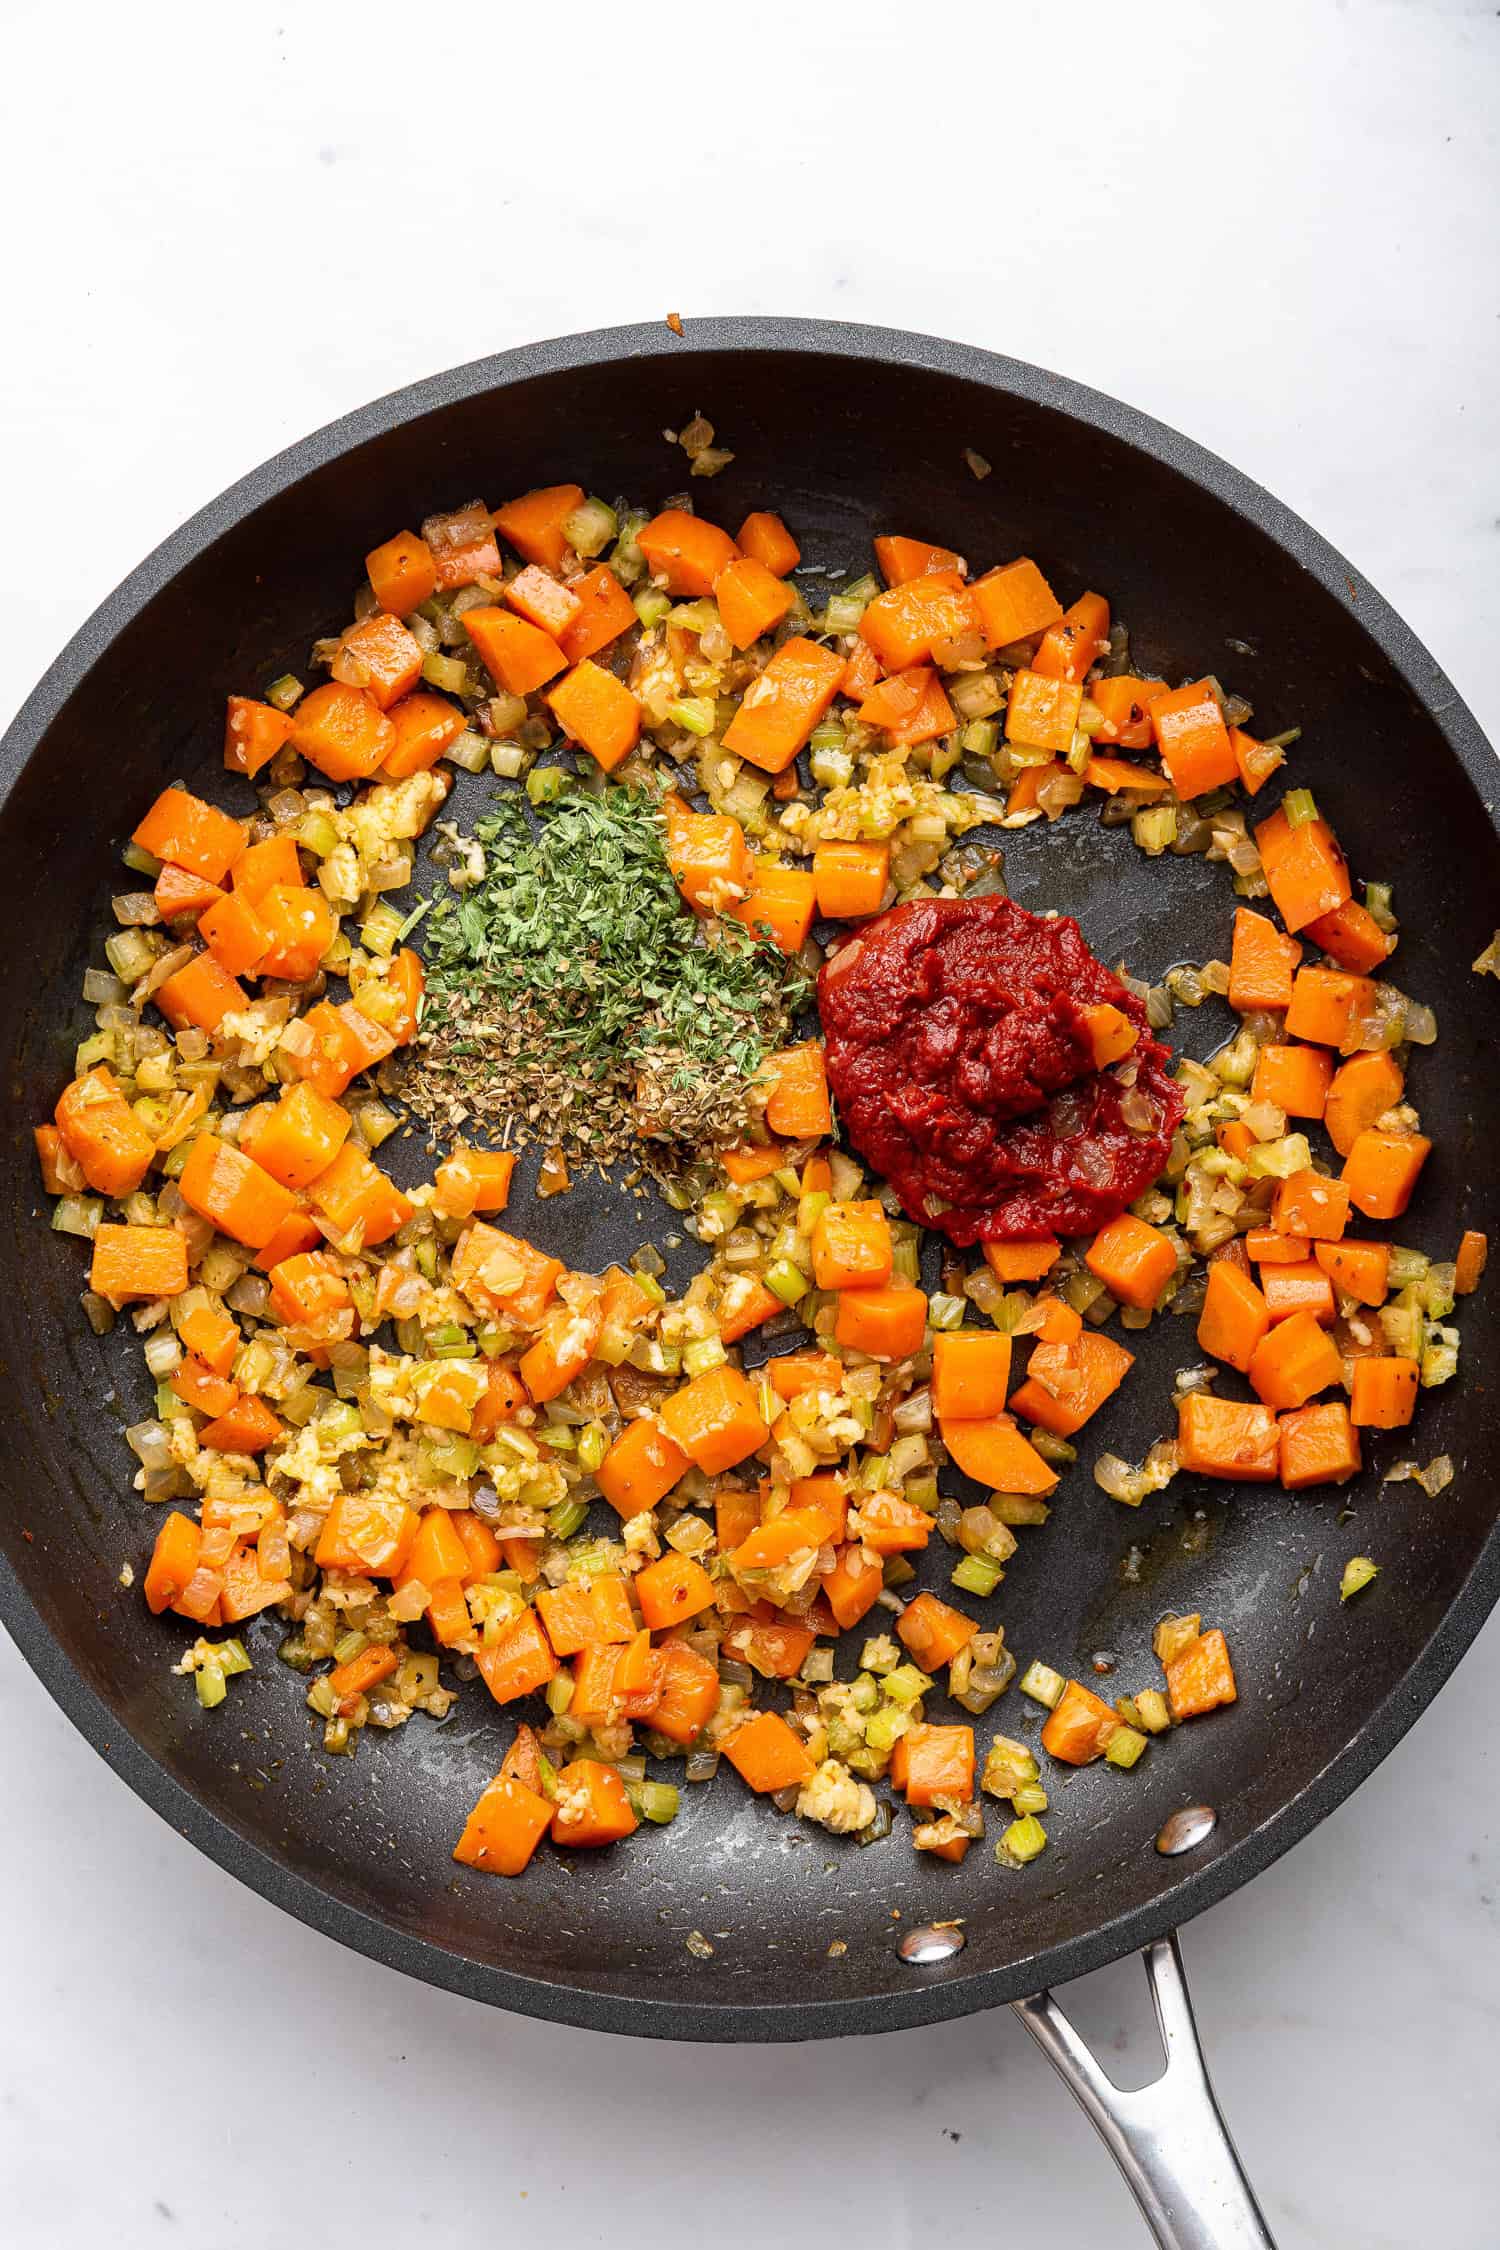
[1155,1805,1218,1857]
[899,1921,967,1965]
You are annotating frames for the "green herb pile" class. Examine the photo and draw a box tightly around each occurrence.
[401,785,810,1178]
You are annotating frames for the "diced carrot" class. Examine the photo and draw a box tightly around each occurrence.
[1032,591,1111,685]
[732,1512,823,1574]
[639,1642,722,1743]
[1245,1226,1310,1264]
[546,659,641,772]
[1284,967,1375,1049]
[1219,1122,1256,1165]
[716,1484,762,1554]
[716,1275,782,1345]
[1252,1043,1332,1119]
[662,791,751,914]
[1341,1129,1431,1220]
[823,1542,885,1628]
[154,951,247,1034]
[1080,1002,1139,1068]
[144,1511,202,1614]
[1261,1258,1337,1327]
[896,1721,976,1804]
[536,1575,635,1658]
[847,1491,938,1552]
[492,484,585,571]
[568,1642,628,1727]
[290,682,395,782]
[1008,1331,1134,1436]
[1176,1392,1279,1478]
[366,528,438,616]
[231,833,303,905]
[1456,1229,1488,1296]
[518,1297,603,1403]
[467,1362,529,1447]
[859,666,955,746]
[1314,1238,1390,1306]
[254,884,336,982]
[637,508,739,597]
[834,1283,927,1360]
[1034,1295,1083,1345]
[1080,755,1170,797]
[812,840,890,920]
[170,1352,239,1419]
[197,1393,284,1454]
[940,1412,1058,1493]
[431,1147,516,1220]
[634,1551,717,1632]
[1165,1629,1237,1720]
[1006,668,1083,754]
[172,1563,225,1627]
[767,1349,843,1402]
[659,1365,769,1475]
[89,1222,188,1304]
[784,1474,846,1545]
[839,639,883,701]
[1349,1357,1420,1429]
[1324,1051,1404,1159]
[1247,1310,1343,1410]
[761,1042,831,1139]
[1228,907,1302,1013]
[859,572,978,671]
[1271,1170,1349,1244]
[1196,1261,1271,1375]
[380,691,466,779]
[810,1199,892,1291]
[1085,1212,1178,1310]
[463,606,566,698]
[1088,675,1162,750]
[503,564,582,641]
[328,1642,400,1704]
[224,696,294,779]
[451,1222,564,1325]
[217,1540,292,1624]
[714,555,795,650]
[982,1239,1060,1283]
[1255,807,1351,933]
[723,637,845,774]
[932,1331,1013,1420]
[1305,898,1394,974]
[453,1772,553,1877]
[290,1000,397,1100]
[179,1135,298,1250]
[55,1067,154,1197]
[154,862,224,923]
[898,1593,977,1671]
[874,535,961,586]
[251,1209,322,1274]
[1041,1680,1117,1766]
[970,558,1062,649]
[1152,680,1237,796]
[475,1607,558,1703]
[399,1506,471,1591]
[133,787,245,885]
[498,1722,545,1792]
[738,511,801,576]
[551,1756,640,1849]
[179,1301,240,1378]
[267,1249,351,1336]
[557,565,637,663]
[197,889,268,979]
[309,1143,413,1248]
[413,1361,488,1436]
[723,1710,813,1794]
[498,1534,542,1585]
[721,1609,817,1680]
[729,859,816,953]
[338,612,423,710]
[1278,1398,1362,1488]
[719,1141,784,1186]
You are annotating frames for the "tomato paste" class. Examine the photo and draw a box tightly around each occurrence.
[817,896,1183,1244]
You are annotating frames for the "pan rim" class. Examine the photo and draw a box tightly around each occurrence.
[3,313,1498,2042]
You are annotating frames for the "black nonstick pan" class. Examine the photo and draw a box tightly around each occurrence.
[3,318,1497,2247]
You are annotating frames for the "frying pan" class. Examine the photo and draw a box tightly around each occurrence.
[3,318,1497,2248]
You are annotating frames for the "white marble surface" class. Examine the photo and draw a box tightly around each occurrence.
[4,2,1499,2242]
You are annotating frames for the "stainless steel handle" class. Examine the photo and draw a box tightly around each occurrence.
[1012,1933,1276,2250]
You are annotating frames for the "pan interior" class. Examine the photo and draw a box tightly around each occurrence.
[3,332,1497,2034]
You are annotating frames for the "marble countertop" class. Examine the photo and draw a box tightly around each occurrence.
[3,3,1497,2243]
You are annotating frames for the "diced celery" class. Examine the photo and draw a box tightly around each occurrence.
[961,718,999,760]
[361,901,404,958]
[632,1779,679,1825]
[1282,787,1319,828]
[764,1258,810,1308]
[951,1554,1002,1599]
[297,809,340,859]
[1133,806,1178,856]
[526,766,568,807]
[265,673,303,711]
[1000,1815,1048,1864]
[1340,1555,1379,1601]
[667,697,717,737]
[883,1663,932,1707]
[633,587,671,628]
[1019,1660,1065,1710]
[1246,1132,1313,1180]
[1104,1724,1148,1770]
[562,497,618,558]
[859,1634,900,1674]
[863,1705,909,1756]
[539,1423,576,1451]
[548,1498,587,1539]
[194,1659,227,1710]
[545,1672,574,1715]
[120,839,161,877]
[333,1628,367,1665]
[810,742,854,790]
[52,1196,103,1239]
[928,1292,967,1331]
[825,594,868,633]
[1012,1783,1049,1815]
[577,1424,608,1473]
[1135,1688,1171,1734]
[682,1334,727,1377]
[422,650,468,694]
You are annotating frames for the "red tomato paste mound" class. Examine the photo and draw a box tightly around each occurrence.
[817,895,1184,1245]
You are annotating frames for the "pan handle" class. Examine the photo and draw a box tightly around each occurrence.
[1012,1933,1276,2249]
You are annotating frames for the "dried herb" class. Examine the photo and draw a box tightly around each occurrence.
[402,783,808,1177]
